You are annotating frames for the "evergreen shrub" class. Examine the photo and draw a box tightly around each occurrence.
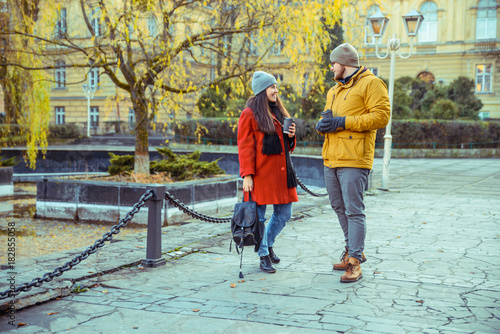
[108,148,225,181]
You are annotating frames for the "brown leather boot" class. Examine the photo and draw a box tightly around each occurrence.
[333,247,367,271]
[340,257,363,283]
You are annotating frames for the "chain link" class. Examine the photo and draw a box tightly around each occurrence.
[164,190,232,224]
[164,173,326,225]
[0,190,154,300]
[296,176,328,197]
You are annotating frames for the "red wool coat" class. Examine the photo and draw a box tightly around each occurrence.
[237,107,298,205]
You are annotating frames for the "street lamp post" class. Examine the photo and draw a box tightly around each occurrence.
[82,83,97,137]
[368,10,424,190]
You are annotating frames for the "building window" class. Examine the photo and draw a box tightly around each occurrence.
[476,0,497,39]
[248,32,257,55]
[418,1,438,43]
[478,111,490,120]
[90,106,99,128]
[222,35,230,56]
[365,5,381,45]
[368,67,378,76]
[148,15,159,37]
[0,0,7,13]
[476,64,492,92]
[56,8,67,39]
[55,60,66,88]
[91,7,101,37]
[417,71,436,84]
[89,61,99,88]
[55,107,65,124]
[272,35,285,56]
[128,108,135,130]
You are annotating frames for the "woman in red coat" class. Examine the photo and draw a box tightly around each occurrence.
[238,71,299,273]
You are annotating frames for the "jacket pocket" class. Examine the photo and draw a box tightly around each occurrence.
[335,132,365,161]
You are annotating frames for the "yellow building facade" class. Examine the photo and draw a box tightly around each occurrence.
[46,1,313,134]
[346,0,499,119]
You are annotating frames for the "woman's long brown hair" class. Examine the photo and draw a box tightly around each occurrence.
[246,90,291,134]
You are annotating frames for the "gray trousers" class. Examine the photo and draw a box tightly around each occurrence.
[324,166,370,261]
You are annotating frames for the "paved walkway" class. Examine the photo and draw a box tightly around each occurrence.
[1,158,499,333]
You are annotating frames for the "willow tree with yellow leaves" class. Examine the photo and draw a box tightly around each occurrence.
[0,0,51,168]
[3,0,352,175]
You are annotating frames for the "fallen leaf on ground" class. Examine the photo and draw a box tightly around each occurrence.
[416,300,424,304]
[46,312,58,316]
[230,283,236,288]
[18,323,27,327]
[102,289,108,293]
[192,309,200,312]
[238,280,245,283]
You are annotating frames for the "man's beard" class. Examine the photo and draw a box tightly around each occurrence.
[334,65,346,80]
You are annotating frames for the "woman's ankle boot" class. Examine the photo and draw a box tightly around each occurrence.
[260,255,276,273]
[268,247,280,264]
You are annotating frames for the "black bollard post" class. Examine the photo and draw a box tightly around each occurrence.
[142,185,167,268]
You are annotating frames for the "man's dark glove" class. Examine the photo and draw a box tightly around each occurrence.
[316,116,346,133]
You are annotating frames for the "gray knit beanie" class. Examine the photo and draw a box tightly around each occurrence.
[329,43,360,67]
[252,71,278,96]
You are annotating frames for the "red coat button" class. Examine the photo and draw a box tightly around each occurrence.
[281,167,285,171]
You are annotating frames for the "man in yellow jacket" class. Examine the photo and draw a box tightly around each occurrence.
[316,43,390,283]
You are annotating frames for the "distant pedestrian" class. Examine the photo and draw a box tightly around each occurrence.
[316,43,390,283]
[237,71,298,273]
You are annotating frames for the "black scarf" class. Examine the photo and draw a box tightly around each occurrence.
[261,102,298,189]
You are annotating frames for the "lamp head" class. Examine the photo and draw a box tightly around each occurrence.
[368,11,389,38]
[402,10,424,37]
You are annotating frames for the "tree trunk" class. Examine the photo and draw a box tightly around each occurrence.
[132,92,150,175]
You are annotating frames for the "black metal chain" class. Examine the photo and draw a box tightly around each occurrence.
[164,174,326,225]
[165,190,232,224]
[295,174,328,197]
[0,190,154,300]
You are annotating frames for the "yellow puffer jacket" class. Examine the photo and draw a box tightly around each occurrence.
[319,66,390,170]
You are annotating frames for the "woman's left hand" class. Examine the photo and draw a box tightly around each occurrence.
[287,123,296,138]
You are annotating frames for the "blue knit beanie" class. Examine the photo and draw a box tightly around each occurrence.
[252,71,278,96]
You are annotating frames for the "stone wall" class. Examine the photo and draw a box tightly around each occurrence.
[36,175,238,225]
[0,167,13,197]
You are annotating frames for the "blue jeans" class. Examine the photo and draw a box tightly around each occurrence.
[257,203,293,257]
[324,166,369,261]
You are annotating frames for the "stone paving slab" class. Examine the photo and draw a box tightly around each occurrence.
[0,158,499,333]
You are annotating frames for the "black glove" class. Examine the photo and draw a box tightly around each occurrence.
[316,116,346,133]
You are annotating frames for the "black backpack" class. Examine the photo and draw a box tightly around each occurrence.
[230,192,264,278]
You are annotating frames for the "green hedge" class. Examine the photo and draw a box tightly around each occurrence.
[49,124,82,139]
[0,124,82,146]
[377,120,500,148]
[172,118,500,148]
